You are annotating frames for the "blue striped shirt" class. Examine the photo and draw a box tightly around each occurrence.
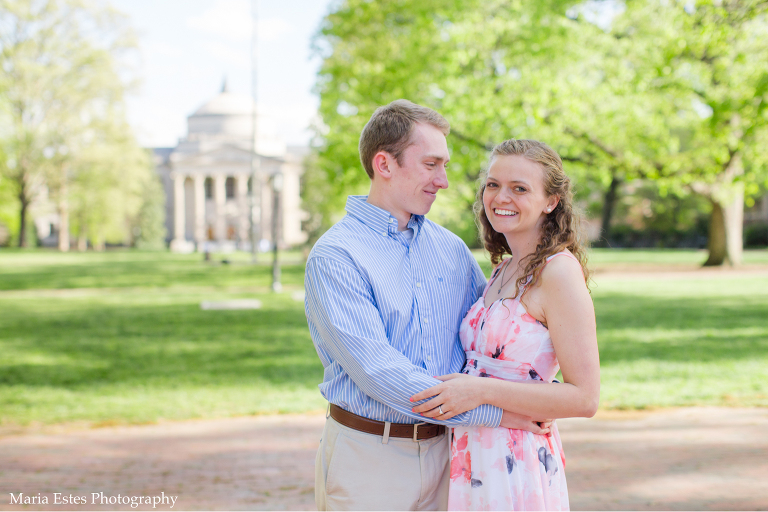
[305,195,503,427]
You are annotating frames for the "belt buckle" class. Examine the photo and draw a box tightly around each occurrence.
[412,422,426,442]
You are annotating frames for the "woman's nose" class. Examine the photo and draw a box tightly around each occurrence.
[496,187,512,202]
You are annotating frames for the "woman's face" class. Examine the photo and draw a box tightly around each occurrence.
[482,155,557,238]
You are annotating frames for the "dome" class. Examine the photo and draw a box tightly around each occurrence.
[182,82,285,156]
[193,89,254,116]
[187,81,256,139]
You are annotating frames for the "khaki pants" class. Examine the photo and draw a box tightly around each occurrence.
[315,416,450,511]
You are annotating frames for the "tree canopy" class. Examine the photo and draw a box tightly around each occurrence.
[309,0,768,263]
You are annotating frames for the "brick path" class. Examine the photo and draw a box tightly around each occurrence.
[1,407,766,511]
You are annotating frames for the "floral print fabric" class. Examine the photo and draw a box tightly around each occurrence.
[448,254,573,511]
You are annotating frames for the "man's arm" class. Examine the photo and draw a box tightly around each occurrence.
[306,256,501,427]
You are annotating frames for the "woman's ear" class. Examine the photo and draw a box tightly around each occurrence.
[545,195,560,213]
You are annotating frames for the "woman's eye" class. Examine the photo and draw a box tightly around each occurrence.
[515,187,527,193]
[486,182,497,188]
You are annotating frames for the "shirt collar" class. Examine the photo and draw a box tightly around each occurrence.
[345,195,425,238]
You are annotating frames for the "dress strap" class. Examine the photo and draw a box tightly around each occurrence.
[545,251,578,264]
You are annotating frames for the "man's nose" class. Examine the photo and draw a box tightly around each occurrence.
[435,165,449,189]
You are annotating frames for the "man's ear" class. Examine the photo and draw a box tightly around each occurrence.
[372,151,394,180]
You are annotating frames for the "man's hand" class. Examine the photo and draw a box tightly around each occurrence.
[500,410,553,435]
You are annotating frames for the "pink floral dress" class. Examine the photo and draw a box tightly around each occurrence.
[448,253,574,511]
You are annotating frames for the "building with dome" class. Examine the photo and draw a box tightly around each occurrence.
[154,83,307,252]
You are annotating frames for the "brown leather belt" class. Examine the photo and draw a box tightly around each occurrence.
[329,404,446,441]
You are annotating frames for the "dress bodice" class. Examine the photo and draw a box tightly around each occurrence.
[457,254,575,384]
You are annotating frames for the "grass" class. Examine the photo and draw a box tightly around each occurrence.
[1,248,766,427]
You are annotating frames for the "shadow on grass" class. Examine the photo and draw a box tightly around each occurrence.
[0,258,305,290]
[595,293,768,364]
[0,300,321,390]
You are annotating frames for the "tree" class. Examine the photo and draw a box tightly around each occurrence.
[310,0,680,246]
[0,0,152,249]
[311,0,768,264]
[611,0,768,265]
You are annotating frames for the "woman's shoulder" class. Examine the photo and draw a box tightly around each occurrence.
[540,250,586,286]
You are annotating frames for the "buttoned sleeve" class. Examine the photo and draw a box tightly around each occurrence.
[306,255,501,427]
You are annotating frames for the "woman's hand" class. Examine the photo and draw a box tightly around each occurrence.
[410,374,485,420]
[500,411,553,435]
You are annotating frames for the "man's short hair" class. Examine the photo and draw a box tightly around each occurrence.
[358,99,450,179]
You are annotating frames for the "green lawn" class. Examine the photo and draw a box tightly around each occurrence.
[1,248,766,427]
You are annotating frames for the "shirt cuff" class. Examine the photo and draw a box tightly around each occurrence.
[468,403,503,427]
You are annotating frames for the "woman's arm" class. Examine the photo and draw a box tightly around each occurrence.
[411,256,600,420]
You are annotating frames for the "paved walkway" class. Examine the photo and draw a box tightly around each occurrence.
[2,407,767,510]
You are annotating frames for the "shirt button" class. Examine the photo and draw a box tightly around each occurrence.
[416,282,421,288]
[427,356,432,361]
[424,319,429,324]
[382,231,387,236]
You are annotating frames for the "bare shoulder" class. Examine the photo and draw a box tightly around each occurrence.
[540,252,587,290]
[539,252,595,327]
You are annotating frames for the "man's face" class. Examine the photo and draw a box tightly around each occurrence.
[388,123,450,217]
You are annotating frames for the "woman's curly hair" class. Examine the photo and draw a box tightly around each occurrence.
[473,139,590,297]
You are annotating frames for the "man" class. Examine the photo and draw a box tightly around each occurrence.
[305,100,547,511]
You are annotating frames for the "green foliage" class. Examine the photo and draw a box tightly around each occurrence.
[309,0,768,262]
[310,0,674,237]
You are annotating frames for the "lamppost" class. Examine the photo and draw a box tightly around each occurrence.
[271,171,283,292]
[248,0,260,262]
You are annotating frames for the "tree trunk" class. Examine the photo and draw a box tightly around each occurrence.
[703,156,744,267]
[18,197,28,248]
[724,181,744,266]
[17,170,30,248]
[58,181,70,252]
[77,221,88,251]
[596,174,621,247]
[703,200,726,266]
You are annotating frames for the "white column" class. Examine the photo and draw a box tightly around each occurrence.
[235,174,249,243]
[214,174,226,242]
[193,175,206,247]
[170,172,186,251]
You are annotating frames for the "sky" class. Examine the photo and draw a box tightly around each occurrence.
[110,0,336,148]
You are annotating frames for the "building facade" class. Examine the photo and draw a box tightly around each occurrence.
[154,84,307,253]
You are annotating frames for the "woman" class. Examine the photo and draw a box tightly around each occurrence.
[411,139,599,511]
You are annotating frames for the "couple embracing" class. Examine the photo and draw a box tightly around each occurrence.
[305,100,599,511]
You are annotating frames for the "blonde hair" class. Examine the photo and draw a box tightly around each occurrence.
[474,139,590,295]
[358,99,450,179]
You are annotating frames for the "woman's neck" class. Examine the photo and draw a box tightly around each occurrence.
[504,229,541,274]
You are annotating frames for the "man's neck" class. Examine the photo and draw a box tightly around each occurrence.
[366,189,412,231]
